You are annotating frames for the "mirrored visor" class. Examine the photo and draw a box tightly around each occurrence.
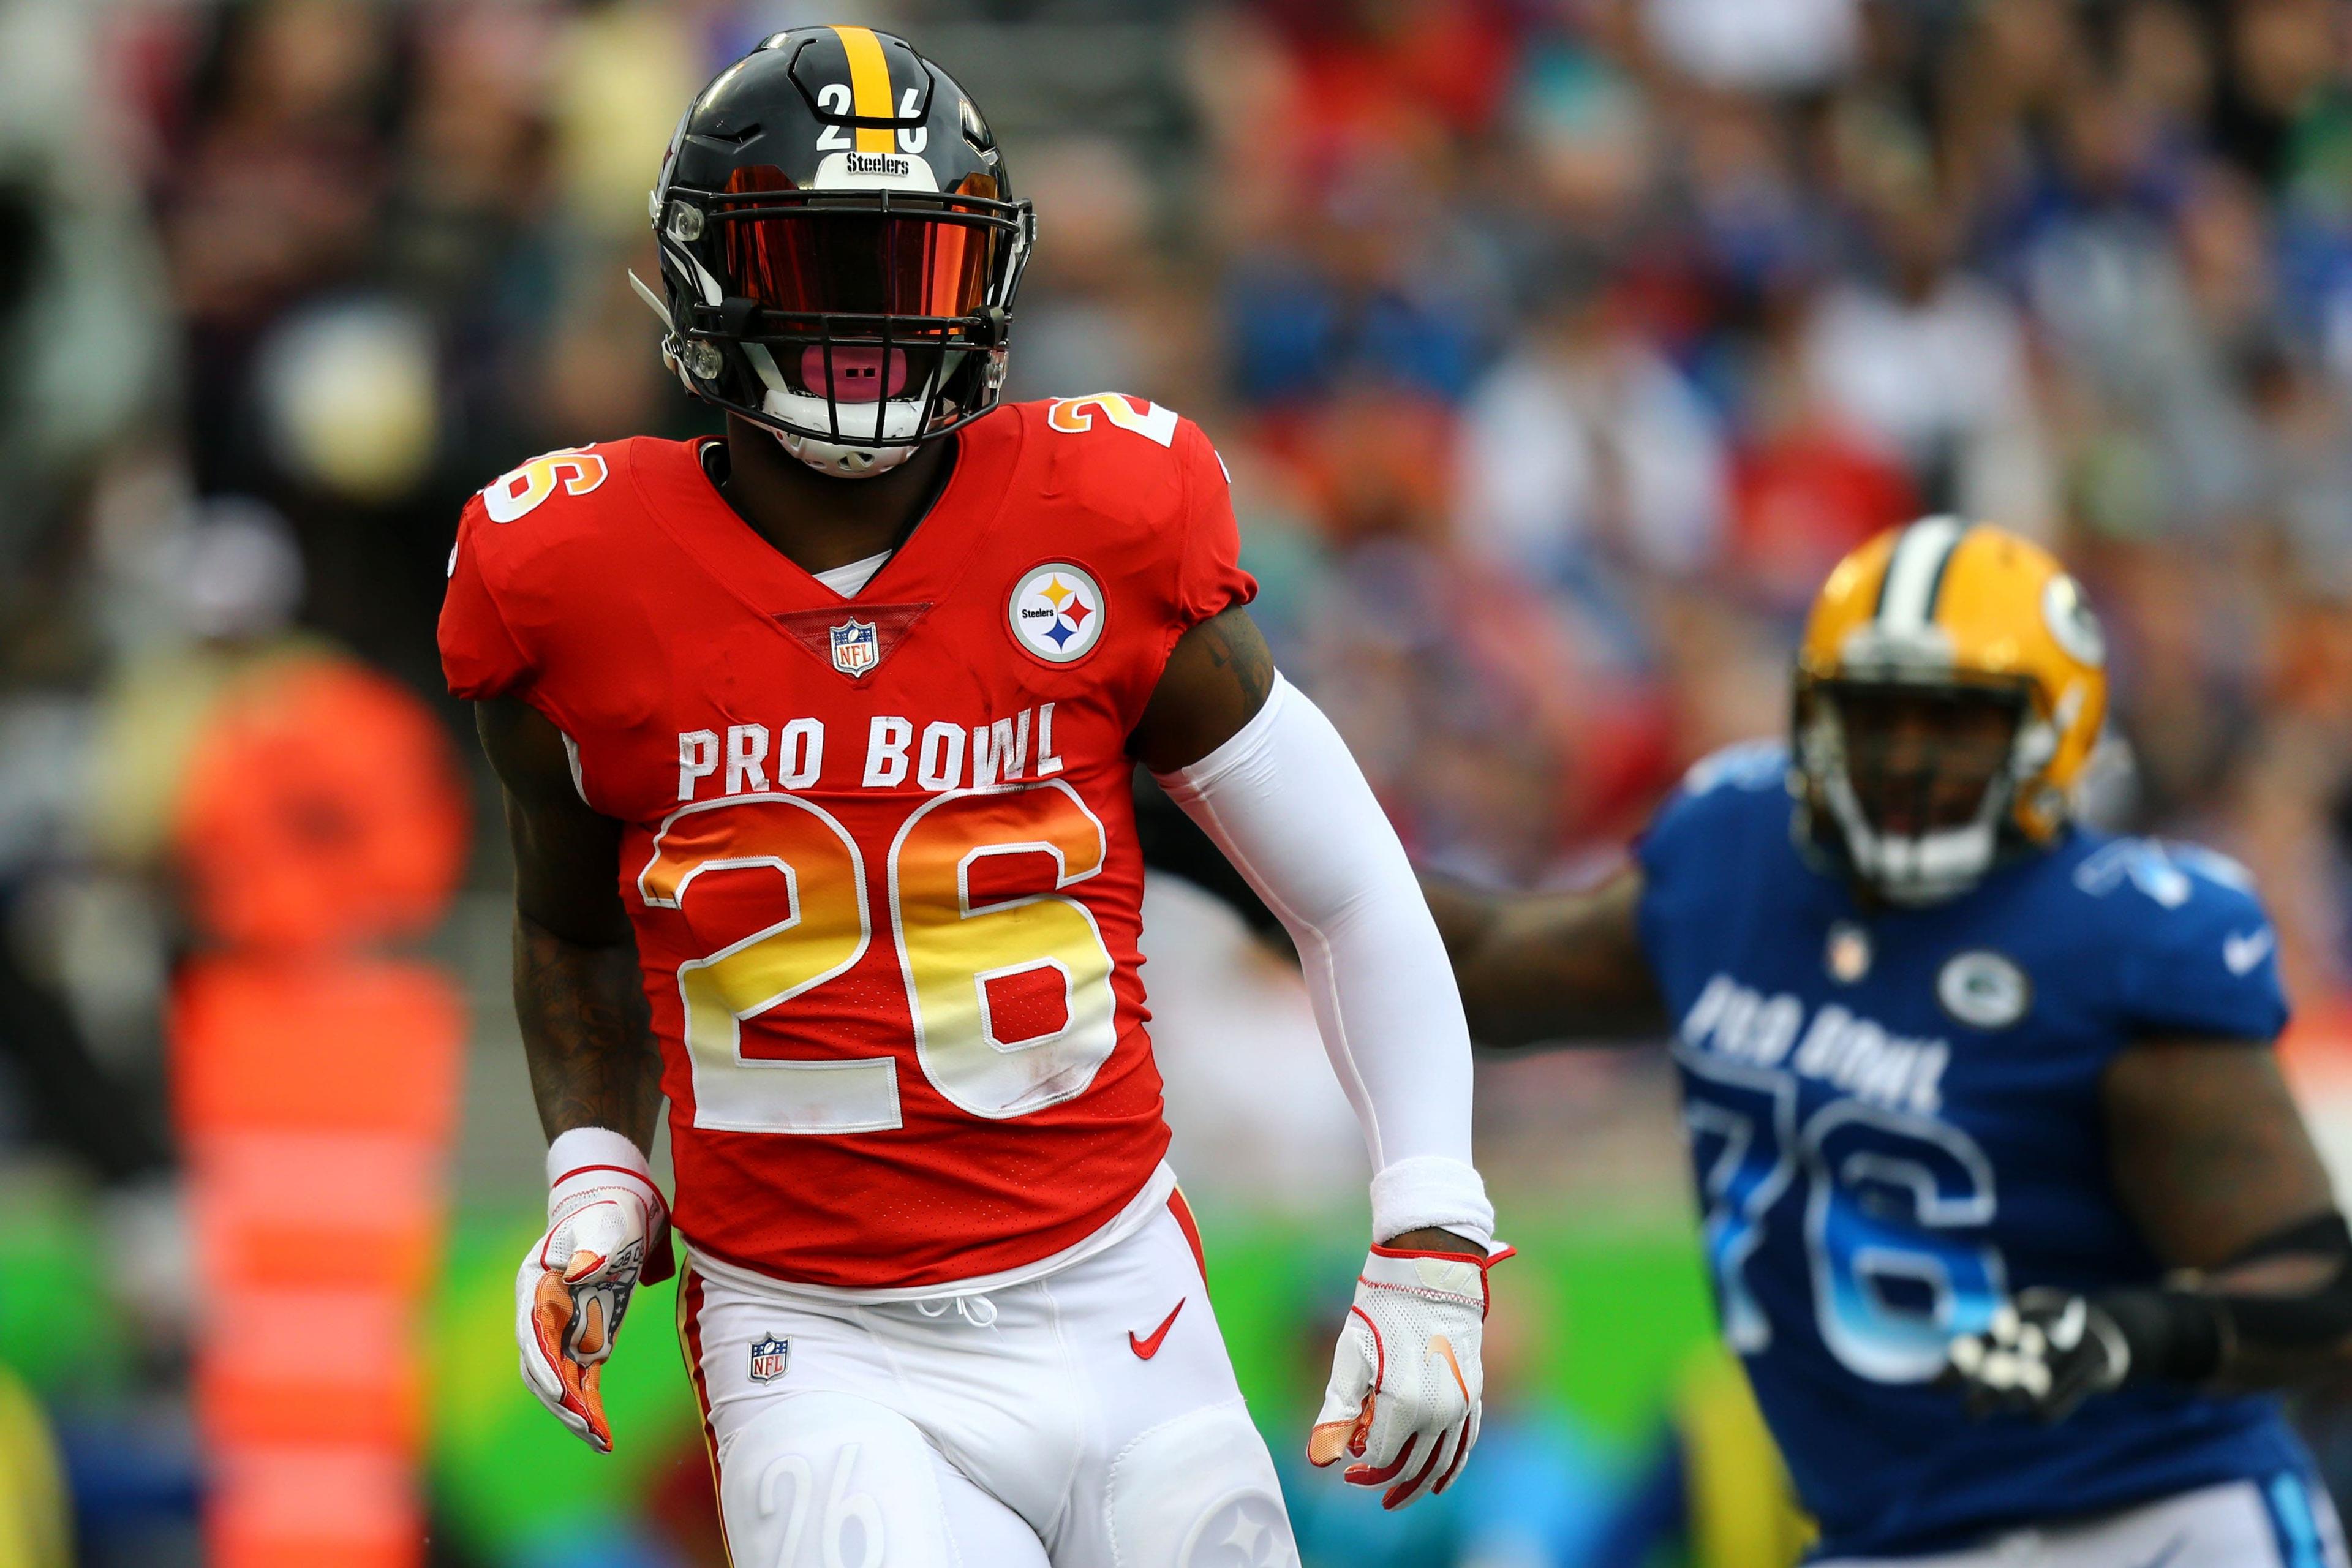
[715,200,1001,321]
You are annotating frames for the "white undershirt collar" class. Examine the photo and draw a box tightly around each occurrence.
[811,549,892,598]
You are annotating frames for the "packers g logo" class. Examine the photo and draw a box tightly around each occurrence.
[1937,949,2032,1030]
[1009,563,1107,664]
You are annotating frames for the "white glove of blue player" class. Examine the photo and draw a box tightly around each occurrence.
[1945,1289,2131,1422]
[1306,1243,1511,1509]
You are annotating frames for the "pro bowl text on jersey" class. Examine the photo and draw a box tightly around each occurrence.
[673,704,1069,801]
[1678,973,1951,1115]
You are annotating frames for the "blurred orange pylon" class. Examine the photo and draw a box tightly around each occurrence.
[167,656,469,1568]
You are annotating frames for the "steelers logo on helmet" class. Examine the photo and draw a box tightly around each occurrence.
[1009,564,1106,663]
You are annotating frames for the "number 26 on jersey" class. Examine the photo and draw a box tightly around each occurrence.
[638,780,1117,1137]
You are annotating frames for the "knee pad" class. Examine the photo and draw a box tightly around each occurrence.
[1104,1399,1298,1568]
[718,1392,957,1568]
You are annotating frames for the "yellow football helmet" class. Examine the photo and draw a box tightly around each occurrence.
[1793,517,2109,903]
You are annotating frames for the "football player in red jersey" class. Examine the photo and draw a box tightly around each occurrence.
[439,28,1506,1564]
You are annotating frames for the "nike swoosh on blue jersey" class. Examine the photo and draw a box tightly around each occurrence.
[2224,927,2276,975]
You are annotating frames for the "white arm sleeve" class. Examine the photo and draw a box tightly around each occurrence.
[1154,675,1493,1248]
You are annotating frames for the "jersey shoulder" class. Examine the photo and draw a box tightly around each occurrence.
[1001,395,1251,630]
[1634,741,1800,971]
[456,435,676,584]
[2033,829,2288,1042]
[1638,739,1795,884]
[439,435,680,703]
[1006,393,1223,529]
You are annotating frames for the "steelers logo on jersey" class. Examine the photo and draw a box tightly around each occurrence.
[1009,562,1106,663]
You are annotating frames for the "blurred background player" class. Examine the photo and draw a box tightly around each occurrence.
[1428,518,2352,1566]
[439,27,1504,1564]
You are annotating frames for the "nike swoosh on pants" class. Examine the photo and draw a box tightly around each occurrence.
[1129,1298,1185,1360]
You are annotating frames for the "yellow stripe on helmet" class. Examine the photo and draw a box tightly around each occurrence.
[830,25,898,154]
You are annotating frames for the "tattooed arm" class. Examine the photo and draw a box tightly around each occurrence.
[1128,605,1276,772]
[475,697,663,1151]
[478,697,669,1453]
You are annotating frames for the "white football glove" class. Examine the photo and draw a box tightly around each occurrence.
[1307,1242,1512,1509]
[1944,1289,2132,1423]
[514,1129,672,1453]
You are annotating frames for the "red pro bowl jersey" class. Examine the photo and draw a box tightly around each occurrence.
[439,396,1254,1289]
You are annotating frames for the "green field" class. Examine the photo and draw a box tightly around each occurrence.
[426,1199,1717,1561]
[0,1181,1718,1562]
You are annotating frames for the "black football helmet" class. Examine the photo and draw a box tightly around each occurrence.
[634,26,1034,478]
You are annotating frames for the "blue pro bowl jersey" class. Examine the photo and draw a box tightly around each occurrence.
[1636,741,2307,1559]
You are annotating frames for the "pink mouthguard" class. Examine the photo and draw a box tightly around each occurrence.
[799,347,911,402]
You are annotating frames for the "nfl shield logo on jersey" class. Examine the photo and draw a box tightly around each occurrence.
[749,1334,790,1384]
[829,619,879,677]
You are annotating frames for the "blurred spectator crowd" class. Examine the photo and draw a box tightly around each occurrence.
[1161,0,2352,1018]
[12,0,2352,1561]
[9,0,2352,998]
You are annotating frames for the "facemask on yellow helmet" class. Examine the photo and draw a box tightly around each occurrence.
[1792,517,2109,905]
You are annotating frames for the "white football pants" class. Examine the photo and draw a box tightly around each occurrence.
[676,1191,1300,1567]
[1814,1474,2347,1568]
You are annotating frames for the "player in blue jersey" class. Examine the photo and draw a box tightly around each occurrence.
[1426,518,2352,1566]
